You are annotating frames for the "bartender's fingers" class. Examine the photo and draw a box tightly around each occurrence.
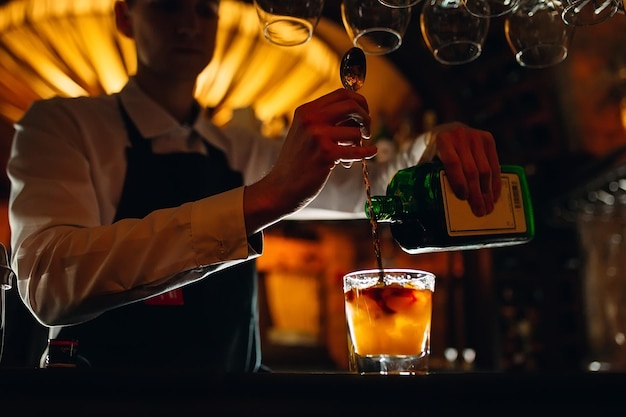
[465,129,501,207]
[436,127,497,217]
[465,130,500,216]
[467,143,493,217]
[336,144,378,162]
[337,114,371,140]
[484,133,501,202]
[313,88,370,113]
[333,124,368,146]
[289,93,371,155]
[290,124,374,170]
[435,131,469,198]
[308,89,371,129]
[331,128,377,163]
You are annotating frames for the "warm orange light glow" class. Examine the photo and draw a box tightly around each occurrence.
[0,0,417,133]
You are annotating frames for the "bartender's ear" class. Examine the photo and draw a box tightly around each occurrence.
[114,1,134,39]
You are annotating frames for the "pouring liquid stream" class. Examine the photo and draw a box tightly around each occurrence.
[340,47,384,283]
[361,147,385,282]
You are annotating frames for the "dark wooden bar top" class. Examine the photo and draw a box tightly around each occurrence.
[1,369,624,416]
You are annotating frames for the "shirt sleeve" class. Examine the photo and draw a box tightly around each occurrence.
[8,100,260,327]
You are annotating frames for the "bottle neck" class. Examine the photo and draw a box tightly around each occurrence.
[367,196,402,222]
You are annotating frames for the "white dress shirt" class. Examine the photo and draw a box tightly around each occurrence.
[7,78,432,329]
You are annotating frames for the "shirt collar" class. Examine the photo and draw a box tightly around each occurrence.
[119,78,194,139]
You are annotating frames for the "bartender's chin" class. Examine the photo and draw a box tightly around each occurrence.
[170,54,211,76]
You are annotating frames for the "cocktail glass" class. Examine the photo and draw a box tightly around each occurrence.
[343,268,435,375]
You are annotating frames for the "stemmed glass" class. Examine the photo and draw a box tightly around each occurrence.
[378,0,422,6]
[561,0,620,26]
[505,0,574,68]
[341,0,413,55]
[253,0,325,46]
[462,0,520,17]
[420,0,490,65]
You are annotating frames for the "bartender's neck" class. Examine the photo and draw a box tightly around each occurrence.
[133,69,199,125]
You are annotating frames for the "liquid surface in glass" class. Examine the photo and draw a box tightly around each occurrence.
[345,283,432,355]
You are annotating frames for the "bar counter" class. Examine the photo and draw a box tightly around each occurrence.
[1,369,623,416]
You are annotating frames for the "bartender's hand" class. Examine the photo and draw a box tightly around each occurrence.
[428,122,501,217]
[244,89,375,235]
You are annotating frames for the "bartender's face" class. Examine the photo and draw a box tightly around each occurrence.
[115,0,220,81]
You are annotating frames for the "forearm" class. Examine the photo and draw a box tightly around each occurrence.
[243,170,312,235]
[12,188,259,326]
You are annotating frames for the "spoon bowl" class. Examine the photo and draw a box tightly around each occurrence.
[340,47,367,91]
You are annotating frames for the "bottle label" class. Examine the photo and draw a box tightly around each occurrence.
[440,172,527,236]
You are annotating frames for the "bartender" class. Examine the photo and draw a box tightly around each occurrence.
[7,0,501,370]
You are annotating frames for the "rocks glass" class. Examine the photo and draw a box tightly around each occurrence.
[343,269,435,375]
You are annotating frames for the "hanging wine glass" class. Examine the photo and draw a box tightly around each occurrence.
[561,0,619,26]
[378,0,422,7]
[505,0,574,68]
[420,0,490,65]
[253,0,325,46]
[463,0,519,17]
[341,0,413,55]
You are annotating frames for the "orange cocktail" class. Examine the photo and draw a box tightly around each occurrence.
[343,269,435,375]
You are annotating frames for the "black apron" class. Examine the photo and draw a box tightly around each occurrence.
[56,103,260,372]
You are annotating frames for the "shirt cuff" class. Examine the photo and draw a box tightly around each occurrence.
[190,186,253,266]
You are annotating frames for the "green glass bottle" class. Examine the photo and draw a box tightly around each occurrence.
[367,161,535,254]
